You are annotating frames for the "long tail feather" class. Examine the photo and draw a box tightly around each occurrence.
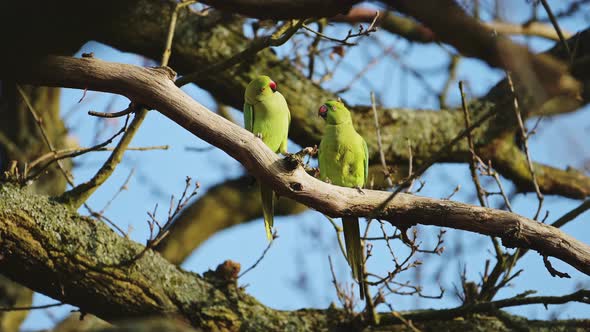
[342,216,365,300]
[260,184,274,241]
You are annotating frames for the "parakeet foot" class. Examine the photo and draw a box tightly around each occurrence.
[255,132,263,139]
[355,186,365,195]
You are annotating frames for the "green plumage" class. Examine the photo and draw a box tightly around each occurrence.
[318,100,368,300]
[244,76,291,240]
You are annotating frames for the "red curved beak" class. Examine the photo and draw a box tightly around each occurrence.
[318,104,328,118]
[269,81,277,92]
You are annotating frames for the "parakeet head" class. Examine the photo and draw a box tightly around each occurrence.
[245,75,277,104]
[318,100,352,125]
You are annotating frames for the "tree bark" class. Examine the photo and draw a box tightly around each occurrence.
[0,183,589,331]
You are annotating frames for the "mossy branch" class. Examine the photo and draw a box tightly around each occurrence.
[1,183,589,331]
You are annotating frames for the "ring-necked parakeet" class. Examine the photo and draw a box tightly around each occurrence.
[244,75,291,241]
[318,100,368,299]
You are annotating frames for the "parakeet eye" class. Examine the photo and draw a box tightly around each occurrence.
[269,81,277,92]
[318,104,328,118]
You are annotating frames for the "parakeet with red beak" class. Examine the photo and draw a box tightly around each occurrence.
[318,100,368,299]
[244,75,291,240]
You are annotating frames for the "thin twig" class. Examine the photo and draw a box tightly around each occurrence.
[88,104,135,118]
[323,214,347,260]
[506,73,544,220]
[371,91,393,188]
[460,81,505,266]
[176,19,304,86]
[239,230,277,278]
[27,141,165,179]
[302,11,378,46]
[0,302,64,312]
[551,199,590,228]
[405,138,415,193]
[84,204,128,237]
[539,0,571,59]
[328,256,355,314]
[162,0,197,65]
[100,168,135,214]
[459,81,486,207]
[543,255,571,278]
[17,85,74,185]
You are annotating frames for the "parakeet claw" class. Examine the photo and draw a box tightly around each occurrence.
[310,145,318,156]
[302,146,317,156]
[355,186,365,195]
[255,132,263,139]
[306,167,320,177]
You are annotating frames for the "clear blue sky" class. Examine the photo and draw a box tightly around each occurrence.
[20,1,590,329]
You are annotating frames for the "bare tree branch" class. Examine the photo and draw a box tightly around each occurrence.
[386,0,581,98]
[6,55,590,277]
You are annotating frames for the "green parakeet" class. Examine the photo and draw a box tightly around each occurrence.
[318,100,368,299]
[244,75,291,241]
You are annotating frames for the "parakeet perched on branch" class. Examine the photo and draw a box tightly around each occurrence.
[244,75,291,241]
[318,100,368,299]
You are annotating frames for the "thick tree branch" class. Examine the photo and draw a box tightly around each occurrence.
[5,56,590,277]
[387,0,580,97]
[332,8,569,42]
[3,0,589,198]
[200,0,358,20]
[1,183,589,331]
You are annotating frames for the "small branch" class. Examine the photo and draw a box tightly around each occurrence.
[323,214,347,261]
[487,20,572,41]
[162,1,197,66]
[439,55,461,109]
[543,255,571,279]
[130,177,200,264]
[551,199,590,229]
[0,302,64,312]
[17,85,74,185]
[58,110,146,208]
[538,0,571,59]
[506,73,544,220]
[328,256,356,314]
[386,0,580,97]
[459,81,486,207]
[88,104,136,118]
[371,92,393,188]
[176,19,304,86]
[394,289,590,322]
[302,11,378,46]
[100,168,135,215]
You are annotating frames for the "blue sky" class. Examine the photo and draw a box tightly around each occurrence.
[19,1,590,329]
